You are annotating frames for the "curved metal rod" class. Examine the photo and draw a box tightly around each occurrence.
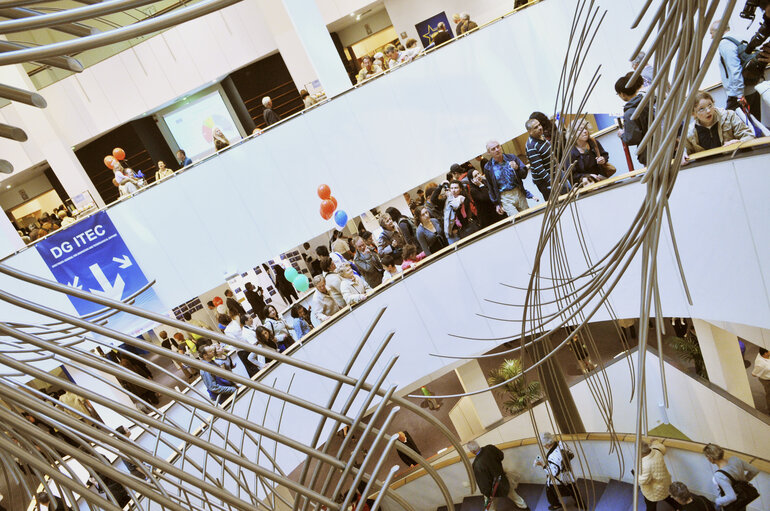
[0,0,158,34]
[0,265,478,492]
[0,0,246,64]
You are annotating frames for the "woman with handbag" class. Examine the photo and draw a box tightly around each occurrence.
[262,305,295,352]
[567,121,615,187]
[703,443,760,511]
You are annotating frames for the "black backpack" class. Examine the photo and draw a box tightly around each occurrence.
[716,469,759,511]
[720,37,765,87]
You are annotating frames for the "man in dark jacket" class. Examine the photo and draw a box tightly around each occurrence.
[243,282,266,320]
[224,289,245,317]
[396,430,422,467]
[615,72,649,165]
[468,441,527,509]
[262,96,281,126]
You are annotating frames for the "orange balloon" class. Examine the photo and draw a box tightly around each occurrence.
[320,200,335,220]
[212,296,223,306]
[317,184,331,200]
[104,155,116,168]
[329,196,337,211]
[113,147,126,161]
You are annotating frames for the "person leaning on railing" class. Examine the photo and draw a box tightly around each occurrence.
[199,344,237,404]
[669,482,716,511]
[685,91,754,154]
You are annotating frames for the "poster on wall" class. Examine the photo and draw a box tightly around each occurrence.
[36,210,163,339]
[415,12,454,49]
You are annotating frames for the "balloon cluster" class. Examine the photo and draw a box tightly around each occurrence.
[317,184,348,229]
[103,147,126,169]
[283,263,309,293]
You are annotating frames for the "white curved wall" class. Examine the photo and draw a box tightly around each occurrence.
[0,0,734,185]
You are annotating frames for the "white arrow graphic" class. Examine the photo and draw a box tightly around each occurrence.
[112,255,132,269]
[67,276,82,289]
[88,263,125,301]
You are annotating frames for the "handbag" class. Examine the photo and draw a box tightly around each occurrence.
[591,138,616,178]
[716,470,759,510]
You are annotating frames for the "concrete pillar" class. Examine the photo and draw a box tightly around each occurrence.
[692,319,754,406]
[281,0,351,97]
[0,211,24,258]
[255,0,350,97]
[0,60,103,208]
[454,359,503,429]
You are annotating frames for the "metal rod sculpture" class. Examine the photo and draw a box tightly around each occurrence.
[0,259,473,510]
[405,0,738,510]
[0,1,743,510]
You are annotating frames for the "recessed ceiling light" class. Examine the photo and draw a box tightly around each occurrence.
[349,12,355,17]
[5,185,10,189]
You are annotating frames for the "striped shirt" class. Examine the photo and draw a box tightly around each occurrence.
[526,136,552,183]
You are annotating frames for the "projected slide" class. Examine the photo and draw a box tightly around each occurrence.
[162,90,242,162]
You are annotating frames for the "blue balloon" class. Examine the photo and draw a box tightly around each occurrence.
[334,210,348,228]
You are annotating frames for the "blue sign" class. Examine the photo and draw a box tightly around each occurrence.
[415,12,454,49]
[36,211,149,315]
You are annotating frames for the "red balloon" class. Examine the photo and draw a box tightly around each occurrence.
[104,155,116,168]
[212,296,223,306]
[113,147,126,161]
[320,200,335,220]
[329,196,337,211]
[317,184,331,200]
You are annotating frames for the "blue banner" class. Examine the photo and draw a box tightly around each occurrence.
[415,11,454,49]
[36,211,154,318]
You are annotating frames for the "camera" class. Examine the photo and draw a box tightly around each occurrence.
[741,0,770,20]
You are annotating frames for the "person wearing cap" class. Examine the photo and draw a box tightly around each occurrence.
[467,440,527,509]
[534,432,585,510]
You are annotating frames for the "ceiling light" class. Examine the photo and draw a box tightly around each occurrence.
[5,185,10,189]
[356,14,361,20]
[349,12,355,17]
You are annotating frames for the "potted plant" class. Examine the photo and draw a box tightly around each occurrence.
[666,335,708,378]
[487,358,541,414]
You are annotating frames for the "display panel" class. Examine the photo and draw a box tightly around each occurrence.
[162,90,242,162]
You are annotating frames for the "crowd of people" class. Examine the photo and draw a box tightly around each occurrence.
[15,205,76,243]
[469,434,760,511]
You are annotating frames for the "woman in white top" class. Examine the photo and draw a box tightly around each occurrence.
[339,262,371,305]
[113,164,139,196]
[262,305,295,351]
[155,160,174,181]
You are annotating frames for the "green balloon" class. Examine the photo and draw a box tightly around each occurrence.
[293,274,309,292]
[284,266,298,282]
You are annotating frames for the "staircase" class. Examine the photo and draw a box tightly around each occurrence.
[437,478,680,511]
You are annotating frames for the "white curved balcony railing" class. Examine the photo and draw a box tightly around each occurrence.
[384,432,770,511]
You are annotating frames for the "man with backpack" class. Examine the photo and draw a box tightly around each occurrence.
[535,432,585,510]
[710,20,764,121]
[467,441,527,509]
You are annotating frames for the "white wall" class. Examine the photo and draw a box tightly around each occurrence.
[0,173,54,210]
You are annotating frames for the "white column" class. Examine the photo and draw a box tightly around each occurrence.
[455,359,504,429]
[0,211,24,258]
[692,319,754,406]
[267,0,350,97]
[0,61,103,208]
